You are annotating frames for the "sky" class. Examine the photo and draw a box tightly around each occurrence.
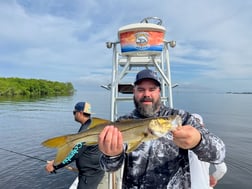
[0,0,252,93]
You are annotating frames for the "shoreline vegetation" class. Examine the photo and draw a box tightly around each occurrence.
[226,92,252,94]
[0,77,75,97]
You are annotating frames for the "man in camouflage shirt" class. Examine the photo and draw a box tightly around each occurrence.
[98,69,226,189]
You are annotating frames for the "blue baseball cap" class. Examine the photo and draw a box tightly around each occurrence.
[134,69,161,86]
[74,102,92,114]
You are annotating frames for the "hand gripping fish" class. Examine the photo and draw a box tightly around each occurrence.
[42,115,182,164]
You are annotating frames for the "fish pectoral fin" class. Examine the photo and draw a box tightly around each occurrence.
[88,117,111,129]
[127,138,145,152]
[127,142,140,152]
[54,144,74,164]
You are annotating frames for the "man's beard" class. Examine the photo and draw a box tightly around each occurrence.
[134,96,161,117]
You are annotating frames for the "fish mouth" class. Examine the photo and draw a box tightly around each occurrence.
[147,128,154,135]
[147,127,165,137]
[147,128,162,137]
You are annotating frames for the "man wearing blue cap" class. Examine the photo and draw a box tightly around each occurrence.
[98,69,226,189]
[45,102,104,189]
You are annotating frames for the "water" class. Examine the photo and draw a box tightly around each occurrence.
[0,91,251,189]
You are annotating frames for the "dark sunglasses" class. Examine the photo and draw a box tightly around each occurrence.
[73,111,78,115]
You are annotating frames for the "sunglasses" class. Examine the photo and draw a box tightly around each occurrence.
[73,111,78,115]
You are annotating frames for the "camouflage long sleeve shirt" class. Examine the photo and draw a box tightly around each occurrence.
[100,105,226,189]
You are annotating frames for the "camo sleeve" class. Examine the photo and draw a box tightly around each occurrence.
[99,147,126,172]
[161,107,226,164]
[191,127,226,164]
[212,162,227,180]
[179,110,226,164]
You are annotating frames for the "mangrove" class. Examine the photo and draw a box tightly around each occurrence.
[0,77,74,97]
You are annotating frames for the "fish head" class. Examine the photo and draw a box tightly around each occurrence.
[148,115,182,137]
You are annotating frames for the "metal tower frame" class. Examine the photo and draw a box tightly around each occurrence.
[106,40,176,121]
[103,17,176,189]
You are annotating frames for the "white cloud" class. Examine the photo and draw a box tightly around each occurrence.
[0,0,251,92]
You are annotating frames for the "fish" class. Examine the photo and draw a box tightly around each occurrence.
[42,115,182,164]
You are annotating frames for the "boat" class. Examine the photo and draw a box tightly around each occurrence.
[70,16,176,189]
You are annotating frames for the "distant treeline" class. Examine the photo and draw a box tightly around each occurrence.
[0,77,75,97]
[226,92,252,94]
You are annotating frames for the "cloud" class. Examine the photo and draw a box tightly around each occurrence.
[0,0,251,92]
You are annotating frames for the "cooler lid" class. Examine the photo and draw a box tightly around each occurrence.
[118,23,166,33]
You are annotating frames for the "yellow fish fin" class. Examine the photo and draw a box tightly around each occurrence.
[116,119,135,123]
[88,117,111,129]
[127,137,145,152]
[54,144,74,164]
[42,135,68,148]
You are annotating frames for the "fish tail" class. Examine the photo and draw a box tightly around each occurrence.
[42,136,68,148]
[54,144,74,164]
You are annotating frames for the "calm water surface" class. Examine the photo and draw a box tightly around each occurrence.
[0,91,251,189]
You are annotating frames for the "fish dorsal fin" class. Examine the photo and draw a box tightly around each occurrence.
[117,119,135,123]
[88,117,111,129]
[42,135,68,148]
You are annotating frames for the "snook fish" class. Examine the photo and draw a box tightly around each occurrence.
[42,115,182,164]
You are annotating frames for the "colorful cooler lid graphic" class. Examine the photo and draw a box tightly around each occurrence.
[118,17,166,56]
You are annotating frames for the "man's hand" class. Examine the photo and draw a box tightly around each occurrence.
[45,160,56,173]
[210,175,218,187]
[98,125,124,156]
[172,125,201,149]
